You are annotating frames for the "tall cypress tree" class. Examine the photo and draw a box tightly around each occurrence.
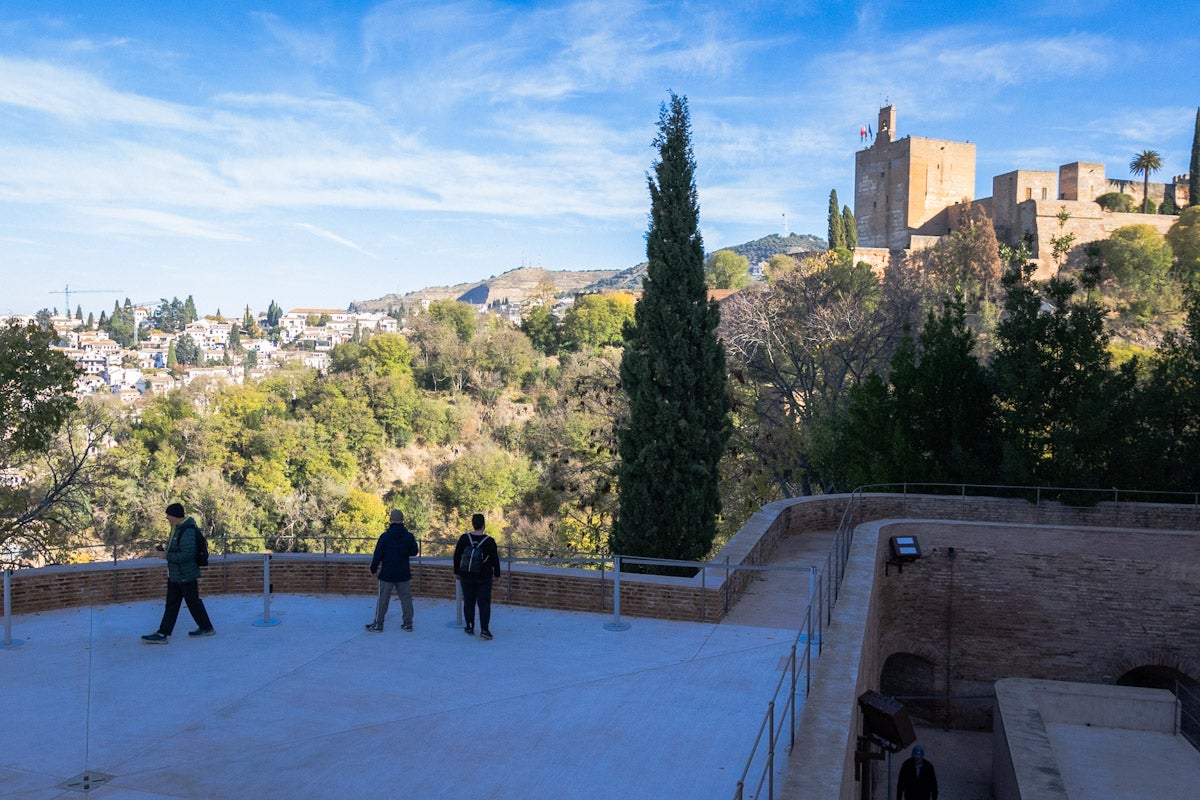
[841,204,857,249]
[610,93,731,565]
[1190,107,1199,208]
[827,189,846,249]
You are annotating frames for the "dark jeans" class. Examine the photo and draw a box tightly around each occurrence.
[158,579,213,635]
[461,577,493,630]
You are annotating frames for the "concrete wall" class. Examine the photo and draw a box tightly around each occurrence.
[992,678,1182,800]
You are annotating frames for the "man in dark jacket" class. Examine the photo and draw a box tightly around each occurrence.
[453,513,501,640]
[365,509,419,633]
[896,744,938,800]
[142,502,214,644]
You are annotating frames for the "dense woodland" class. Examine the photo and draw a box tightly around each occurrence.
[3,202,1200,566]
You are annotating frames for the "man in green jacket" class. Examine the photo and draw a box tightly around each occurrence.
[142,502,215,644]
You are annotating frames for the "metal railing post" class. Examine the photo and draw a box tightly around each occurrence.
[253,554,282,627]
[2,569,23,649]
[604,555,630,631]
[789,644,797,752]
[448,577,464,628]
[767,700,776,799]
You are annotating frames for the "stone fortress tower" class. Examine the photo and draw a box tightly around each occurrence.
[854,106,1191,280]
[854,105,976,251]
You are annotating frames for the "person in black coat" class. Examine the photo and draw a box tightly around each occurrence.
[896,744,938,800]
[365,509,419,632]
[453,513,501,640]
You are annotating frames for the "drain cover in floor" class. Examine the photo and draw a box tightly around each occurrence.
[56,772,114,793]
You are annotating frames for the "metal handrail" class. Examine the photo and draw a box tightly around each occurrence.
[730,481,1200,799]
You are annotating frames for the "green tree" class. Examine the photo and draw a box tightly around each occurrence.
[183,295,199,324]
[0,325,109,559]
[474,324,537,386]
[105,299,135,348]
[989,270,1135,488]
[409,314,472,391]
[428,300,478,342]
[841,205,857,249]
[704,250,751,289]
[833,297,994,490]
[1097,224,1176,316]
[880,297,994,483]
[1130,150,1163,214]
[611,94,732,565]
[438,445,537,520]
[325,488,388,553]
[722,250,912,495]
[827,189,846,250]
[764,254,795,283]
[1130,285,1200,489]
[1190,107,1199,208]
[1096,192,1135,212]
[0,321,79,462]
[155,297,186,333]
[521,349,622,553]
[174,334,201,366]
[1167,206,1200,284]
[520,305,560,355]
[362,333,415,378]
[562,293,635,350]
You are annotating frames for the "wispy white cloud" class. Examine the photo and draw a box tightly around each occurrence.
[74,207,250,241]
[65,37,132,53]
[252,12,338,65]
[0,0,1193,316]
[0,56,200,128]
[293,223,375,256]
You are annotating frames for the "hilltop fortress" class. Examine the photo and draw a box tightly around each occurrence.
[854,105,1190,279]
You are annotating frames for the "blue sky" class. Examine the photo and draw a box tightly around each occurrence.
[1,1,1197,317]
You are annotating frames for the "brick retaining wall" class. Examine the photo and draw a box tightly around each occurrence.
[5,493,1197,637]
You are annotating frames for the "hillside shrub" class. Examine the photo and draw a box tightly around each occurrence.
[1096,192,1134,212]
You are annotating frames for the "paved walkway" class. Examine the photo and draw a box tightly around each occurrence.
[0,591,799,800]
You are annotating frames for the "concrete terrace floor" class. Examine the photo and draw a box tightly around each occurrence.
[0,591,804,800]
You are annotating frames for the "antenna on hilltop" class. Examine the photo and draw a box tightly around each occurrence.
[782,213,789,238]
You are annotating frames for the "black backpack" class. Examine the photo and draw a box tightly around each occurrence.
[461,534,489,575]
[193,528,210,567]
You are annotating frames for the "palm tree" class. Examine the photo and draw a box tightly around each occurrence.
[1129,150,1163,213]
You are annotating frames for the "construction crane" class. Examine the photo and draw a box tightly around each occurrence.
[128,300,161,346]
[51,285,124,314]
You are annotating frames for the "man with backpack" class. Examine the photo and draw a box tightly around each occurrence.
[142,502,215,644]
[453,513,501,640]
[365,508,420,633]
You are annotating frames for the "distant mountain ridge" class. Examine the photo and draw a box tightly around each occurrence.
[352,232,827,309]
